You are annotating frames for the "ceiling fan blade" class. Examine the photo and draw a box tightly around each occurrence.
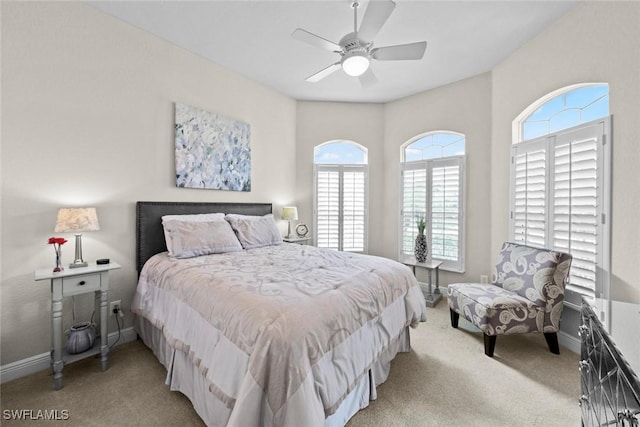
[359,68,378,88]
[305,62,341,82]
[358,0,396,43]
[292,28,342,52]
[371,41,427,61]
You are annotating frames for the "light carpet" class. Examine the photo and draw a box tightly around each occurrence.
[1,301,580,426]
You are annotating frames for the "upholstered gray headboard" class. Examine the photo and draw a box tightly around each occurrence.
[136,201,272,274]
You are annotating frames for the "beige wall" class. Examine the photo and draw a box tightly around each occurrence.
[295,102,385,254]
[1,2,297,365]
[491,1,640,303]
[383,73,493,285]
[296,73,493,287]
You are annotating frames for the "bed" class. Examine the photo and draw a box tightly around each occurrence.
[132,201,427,427]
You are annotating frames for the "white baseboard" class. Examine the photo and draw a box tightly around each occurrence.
[558,329,581,354]
[0,327,137,384]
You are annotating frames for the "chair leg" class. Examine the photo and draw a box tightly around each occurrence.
[484,334,496,357]
[450,309,459,328]
[544,332,560,354]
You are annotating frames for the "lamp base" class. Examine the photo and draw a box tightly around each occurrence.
[69,261,88,269]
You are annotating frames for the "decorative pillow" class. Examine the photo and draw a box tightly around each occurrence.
[162,220,243,259]
[161,213,225,256]
[225,214,282,249]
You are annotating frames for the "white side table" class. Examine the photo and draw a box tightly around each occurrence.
[35,262,121,390]
[401,258,443,307]
[283,236,313,245]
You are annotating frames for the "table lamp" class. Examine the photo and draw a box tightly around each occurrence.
[55,207,100,268]
[281,206,298,239]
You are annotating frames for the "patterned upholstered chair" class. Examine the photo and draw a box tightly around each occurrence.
[447,242,572,357]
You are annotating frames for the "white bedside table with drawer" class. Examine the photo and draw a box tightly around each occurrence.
[35,262,121,390]
[283,236,313,245]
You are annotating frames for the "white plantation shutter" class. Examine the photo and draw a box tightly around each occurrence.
[314,165,368,252]
[401,164,427,255]
[431,160,462,261]
[511,139,547,247]
[510,118,610,298]
[342,167,366,252]
[315,167,340,250]
[552,124,603,296]
[401,157,465,272]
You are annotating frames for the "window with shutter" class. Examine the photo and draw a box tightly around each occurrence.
[401,165,427,255]
[431,160,461,261]
[511,139,547,247]
[315,167,340,250]
[314,141,368,253]
[342,167,367,252]
[400,132,465,272]
[512,84,610,299]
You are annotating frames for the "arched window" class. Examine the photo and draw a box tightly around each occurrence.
[510,83,610,299]
[401,131,465,272]
[518,83,609,141]
[314,141,368,253]
[403,132,465,161]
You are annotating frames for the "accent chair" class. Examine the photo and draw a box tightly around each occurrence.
[447,242,572,357]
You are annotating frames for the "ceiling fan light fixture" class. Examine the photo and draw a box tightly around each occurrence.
[341,51,370,77]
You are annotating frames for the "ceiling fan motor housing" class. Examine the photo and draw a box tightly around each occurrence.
[339,32,370,53]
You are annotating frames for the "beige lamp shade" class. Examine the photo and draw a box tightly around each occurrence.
[54,208,100,269]
[282,206,298,239]
[55,208,100,233]
[281,206,299,221]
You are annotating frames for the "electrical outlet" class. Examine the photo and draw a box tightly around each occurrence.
[480,275,489,284]
[109,300,121,317]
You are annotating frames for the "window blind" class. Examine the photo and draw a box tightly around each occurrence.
[512,139,547,248]
[315,167,340,250]
[342,168,366,252]
[552,125,600,296]
[510,119,609,298]
[431,163,461,261]
[401,157,464,271]
[314,165,367,252]
[401,165,427,255]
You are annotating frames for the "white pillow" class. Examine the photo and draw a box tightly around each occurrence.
[161,213,225,256]
[162,220,242,259]
[225,214,282,249]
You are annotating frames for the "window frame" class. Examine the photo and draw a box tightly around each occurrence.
[510,113,611,300]
[399,132,466,273]
[313,141,369,253]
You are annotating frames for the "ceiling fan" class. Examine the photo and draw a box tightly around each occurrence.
[292,0,427,86]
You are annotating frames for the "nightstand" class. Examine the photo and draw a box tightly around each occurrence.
[283,236,313,245]
[35,262,121,390]
[401,258,443,307]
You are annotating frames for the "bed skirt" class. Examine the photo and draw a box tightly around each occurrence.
[134,315,411,427]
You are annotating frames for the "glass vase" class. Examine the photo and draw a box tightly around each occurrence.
[53,249,63,273]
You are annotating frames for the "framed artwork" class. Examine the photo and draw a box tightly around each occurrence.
[175,102,251,191]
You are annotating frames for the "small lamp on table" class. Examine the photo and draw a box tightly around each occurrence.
[55,207,100,268]
[281,206,298,239]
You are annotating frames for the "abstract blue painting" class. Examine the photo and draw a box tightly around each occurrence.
[175,102,251,191]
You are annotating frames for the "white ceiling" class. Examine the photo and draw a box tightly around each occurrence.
[87,1,579,103]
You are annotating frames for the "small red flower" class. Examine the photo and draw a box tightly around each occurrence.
[48,237,67,245]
